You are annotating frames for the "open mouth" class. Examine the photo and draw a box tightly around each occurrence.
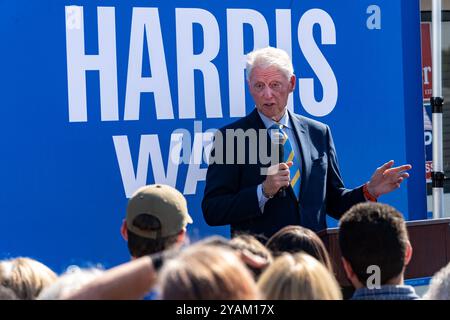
[264,103,275,107]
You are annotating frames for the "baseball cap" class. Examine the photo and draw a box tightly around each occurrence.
[126,184,193,239]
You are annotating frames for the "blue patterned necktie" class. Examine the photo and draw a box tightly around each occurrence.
[269,123,301,199]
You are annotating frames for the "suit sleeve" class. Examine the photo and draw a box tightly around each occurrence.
[201,130,263,226]
[324,125,366,219]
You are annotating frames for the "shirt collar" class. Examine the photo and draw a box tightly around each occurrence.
[257,109,290,129]
[352,285,420,300]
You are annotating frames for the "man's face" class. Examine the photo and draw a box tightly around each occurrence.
[248,66,296,121]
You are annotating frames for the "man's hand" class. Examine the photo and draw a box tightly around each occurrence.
[366,160,412,198]
[263,161,293,197]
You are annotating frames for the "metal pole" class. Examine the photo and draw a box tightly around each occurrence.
[431,0,444,219]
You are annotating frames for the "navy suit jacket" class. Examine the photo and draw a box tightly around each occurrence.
[202,109,365,240]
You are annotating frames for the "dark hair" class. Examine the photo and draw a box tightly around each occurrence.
[338,202,409,285]
[266,225,333,271]
[127,214,179,257]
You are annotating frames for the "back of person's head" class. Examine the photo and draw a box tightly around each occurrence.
[123,184,193,257]
[266,225,333,271]
[37,266,104,300]
[0,257,57,300]
[423,262,450,300]
[258,253,342,300]
[246,46,294,81]
[158,244,259,300]
[193,235,271,280]
[338,202,410,286]
[229,234,273,278]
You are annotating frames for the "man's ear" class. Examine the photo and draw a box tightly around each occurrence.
[341,257,363,289]
[342,257,354,280]
[177,228,187,243]
[404,241,413,266]
[289,74,296,92]
[120,219,128,241]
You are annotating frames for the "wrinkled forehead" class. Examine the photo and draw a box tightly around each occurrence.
[249,65,289,82]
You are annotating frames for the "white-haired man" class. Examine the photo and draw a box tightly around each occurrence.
[202,46,411,241]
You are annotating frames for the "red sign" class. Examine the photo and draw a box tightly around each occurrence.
[421,23,433,101]
[426,160,433,183]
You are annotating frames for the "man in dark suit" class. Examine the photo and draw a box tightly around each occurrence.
[202,47,411,241]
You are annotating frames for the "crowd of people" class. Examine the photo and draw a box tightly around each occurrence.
[1,46,427,301]
[1,183,449,300]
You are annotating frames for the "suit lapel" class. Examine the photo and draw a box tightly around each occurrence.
[288,110,311,203]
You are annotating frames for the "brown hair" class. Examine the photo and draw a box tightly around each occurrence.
[229,234,272,279]
[159,244,259,300]
[339,202,409,285]
[266,225,333,272]
[127,214,180,257]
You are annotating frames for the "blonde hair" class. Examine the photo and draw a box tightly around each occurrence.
[37,266,104,300]
[159,244,259,300]
[246,46,294,81]
[423,262,450,300]
[258,253,342,300]
[0,257,57,300]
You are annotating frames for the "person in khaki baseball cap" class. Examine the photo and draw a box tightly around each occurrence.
[120,184,193,259]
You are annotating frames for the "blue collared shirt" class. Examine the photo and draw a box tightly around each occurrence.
[351,285,420,300]
[256,109,302,212]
